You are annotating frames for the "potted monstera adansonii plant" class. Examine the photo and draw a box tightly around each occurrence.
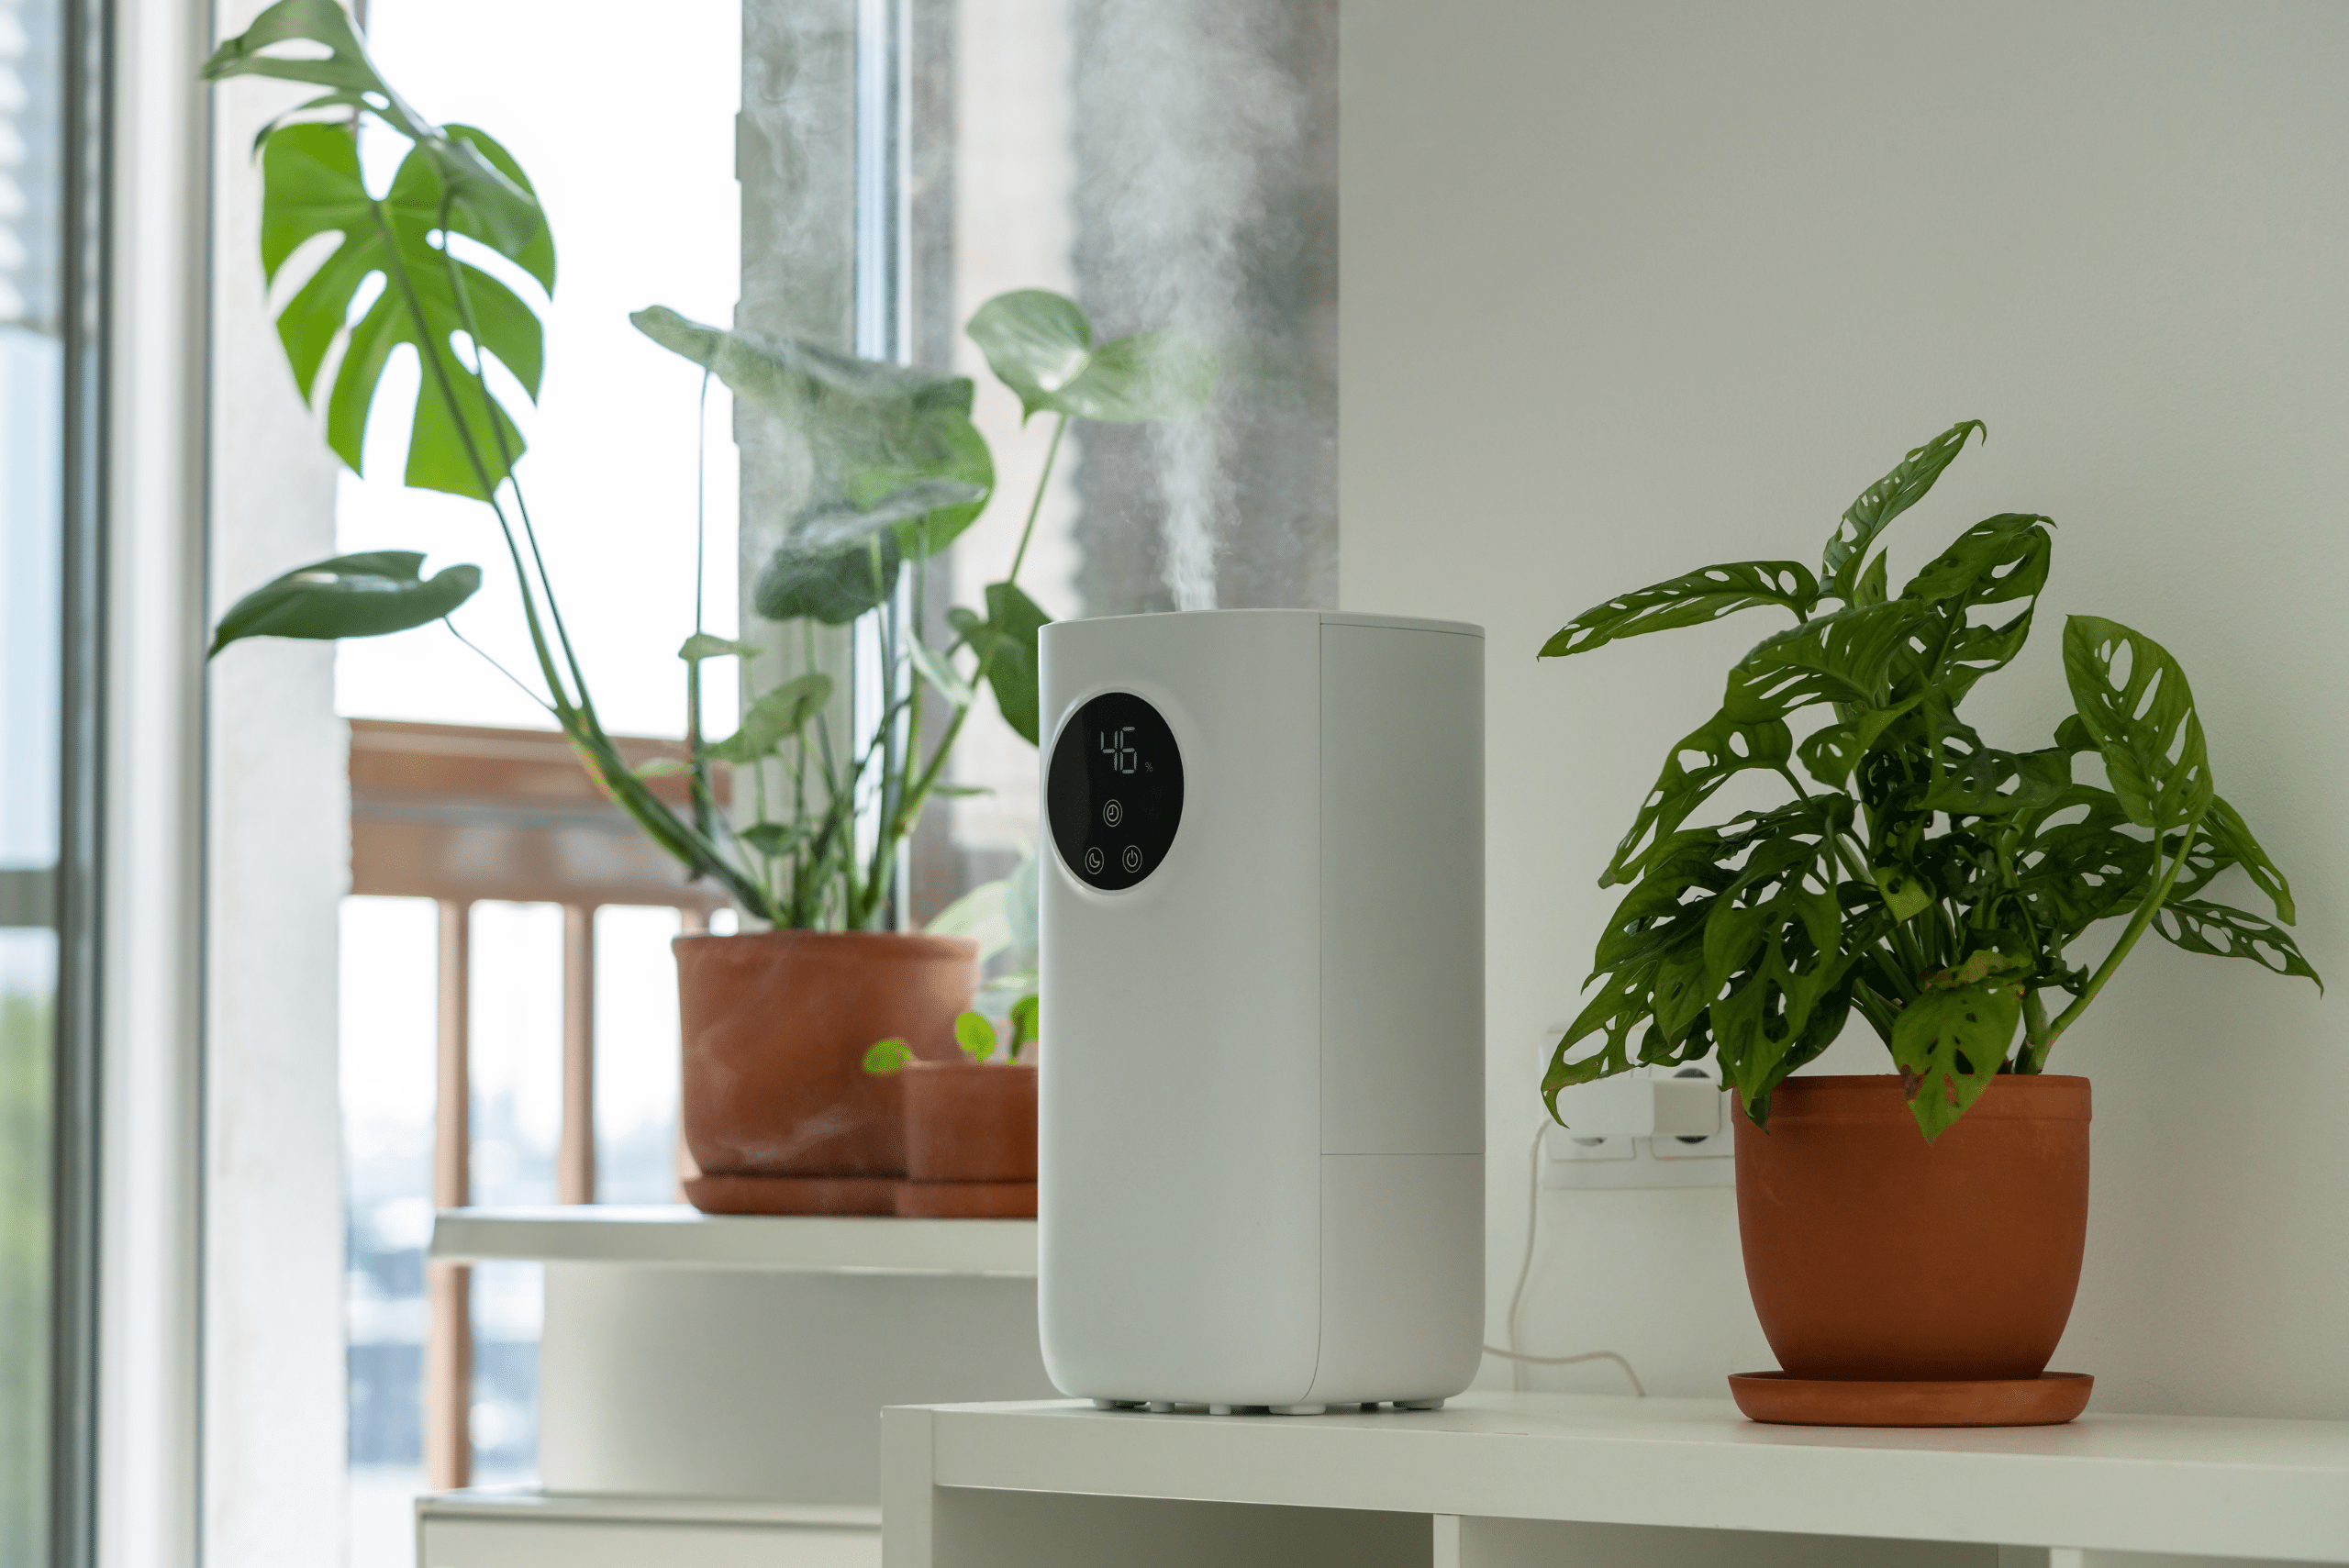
[1542,421,2318,1428]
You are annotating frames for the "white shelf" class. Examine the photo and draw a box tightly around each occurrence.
[883,1392,2349,1564]
[429,1205,1036,1277]
[420,1489,880,1529]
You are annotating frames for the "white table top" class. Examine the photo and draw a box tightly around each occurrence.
[430,1204,1037,1276]
[891,1392,2349,1561]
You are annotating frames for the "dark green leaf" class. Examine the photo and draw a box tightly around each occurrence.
[739,820,804,856]
[1539,562,1820,660]
[1890,979,2023,1142]
[966,289,1219,423]
[2153,899,2322,990]
[207,550,481,655]
[1724,600,1932,724]
[754,528,901,626]
[2196,795,2299,926]
[952,583,1052,743]
[1602,708,1794,886]
[1796,695,1920,788]
[2063,616,2214,836]
[1820,421,1985,603]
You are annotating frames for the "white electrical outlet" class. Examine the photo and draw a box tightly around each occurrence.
[1533,1031,1734,1189]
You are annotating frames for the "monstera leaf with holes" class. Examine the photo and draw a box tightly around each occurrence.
[1541,421,2318,1140]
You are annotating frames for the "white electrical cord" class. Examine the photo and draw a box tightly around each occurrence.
[1479,1119,1646,1398]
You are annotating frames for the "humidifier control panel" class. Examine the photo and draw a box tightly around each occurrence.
[1048,691,1185,891]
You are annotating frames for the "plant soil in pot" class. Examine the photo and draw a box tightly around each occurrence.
[896,1061,1037,1218]
[676,929,977,1216]
[1729,1073,2093,1426]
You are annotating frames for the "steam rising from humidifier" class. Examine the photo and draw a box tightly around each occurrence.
[1038,610,1485,1413]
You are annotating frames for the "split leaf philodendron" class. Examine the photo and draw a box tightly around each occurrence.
[1542,422,2318,1141]
[199,0,1217,932]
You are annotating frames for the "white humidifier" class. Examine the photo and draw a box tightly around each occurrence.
[1036,609,1484,1413]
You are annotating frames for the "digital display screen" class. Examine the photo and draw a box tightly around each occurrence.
[1047,691,1184,891]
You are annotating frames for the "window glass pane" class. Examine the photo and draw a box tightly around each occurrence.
[593,905,684,1206]
[0,0,63,1556]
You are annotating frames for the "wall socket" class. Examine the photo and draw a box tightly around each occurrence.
[1534,1036,1734,1189]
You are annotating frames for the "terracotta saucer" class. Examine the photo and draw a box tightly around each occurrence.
[1729,1371,2092,1428]
[683,1173,900,1216]
[896,1180,1038,1218]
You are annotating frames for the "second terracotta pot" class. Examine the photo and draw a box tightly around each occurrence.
[676,929,977,1181]
[896,1060,1037,1218]
[1735,1073,2090,1381]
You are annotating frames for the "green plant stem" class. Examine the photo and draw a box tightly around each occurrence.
[891,410,1070,872]
[2020,986,2052,1066]
[1776,764,1924,999]
[2037,820,2199,1067]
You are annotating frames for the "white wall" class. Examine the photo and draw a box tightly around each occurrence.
[1340,0,2349,1418]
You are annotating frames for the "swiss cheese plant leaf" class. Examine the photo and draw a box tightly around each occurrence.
[2193,795,2299,925]
[633,306,993,559]
[1796,695,1920,788]
[702,673,833,764]
[966,289,1219,423]
[1603,709,1794,886]
[1820,420,1985,603]
[2153,899,2322,989]
[1894,514,2053,706]
[1723,599,1932,723]
[1871,862,1932,922]
[947,583,1052,743]
[256,121,551,498]
[2062,616,2214,837]
[1891,978,2023,1141]
[206,0,550,264]
[208,550,481,655]
[1540,562,1821,659]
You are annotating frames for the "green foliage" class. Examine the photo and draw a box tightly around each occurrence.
[1542,421,2317,1140]
[953,1009,997,1064]
[863,1037,914,1075]
[202,2,1219,936]
[209,550,481,654]
[633,292,1216,930]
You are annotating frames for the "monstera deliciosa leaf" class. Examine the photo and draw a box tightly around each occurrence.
[1540,419,2318,1141]
[208,0,554,499]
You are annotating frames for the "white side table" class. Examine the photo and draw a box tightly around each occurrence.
[417,1207,1055,1566]
[881,1393,2349,1568]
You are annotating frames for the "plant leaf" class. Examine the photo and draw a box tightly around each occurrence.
[633,306,994,557]
[703,673,833,765]
[1724,599,1932,724]
[2195,795,2299,925]
[2062,616,2214,837]
[208,550,481,655]
[1008,994,1040,1054]
[633,757,691,778]
[1872,862,1932,922]
[252,118,551,500]
[1890,980,2022,1142]
[953,1008,996,1064]
[966,289,1218,423]
[1820,420,1985,603]
[863,1037,913,1075]
[2153,899,2322,990]
[1796,695,1920,788]
[678,632,759,662]
[1602,709,1794,886]
[754,528,902,626]
[1540,562,1820,660]
[907,637,974,709]
[951,583,1051,743]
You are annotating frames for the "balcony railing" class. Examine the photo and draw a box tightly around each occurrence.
[349,718,730,1491]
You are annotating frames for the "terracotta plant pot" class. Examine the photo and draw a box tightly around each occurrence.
[675,929,977,1214]
[896,1060,1037,1218]
[1734,1073,2090,1381]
